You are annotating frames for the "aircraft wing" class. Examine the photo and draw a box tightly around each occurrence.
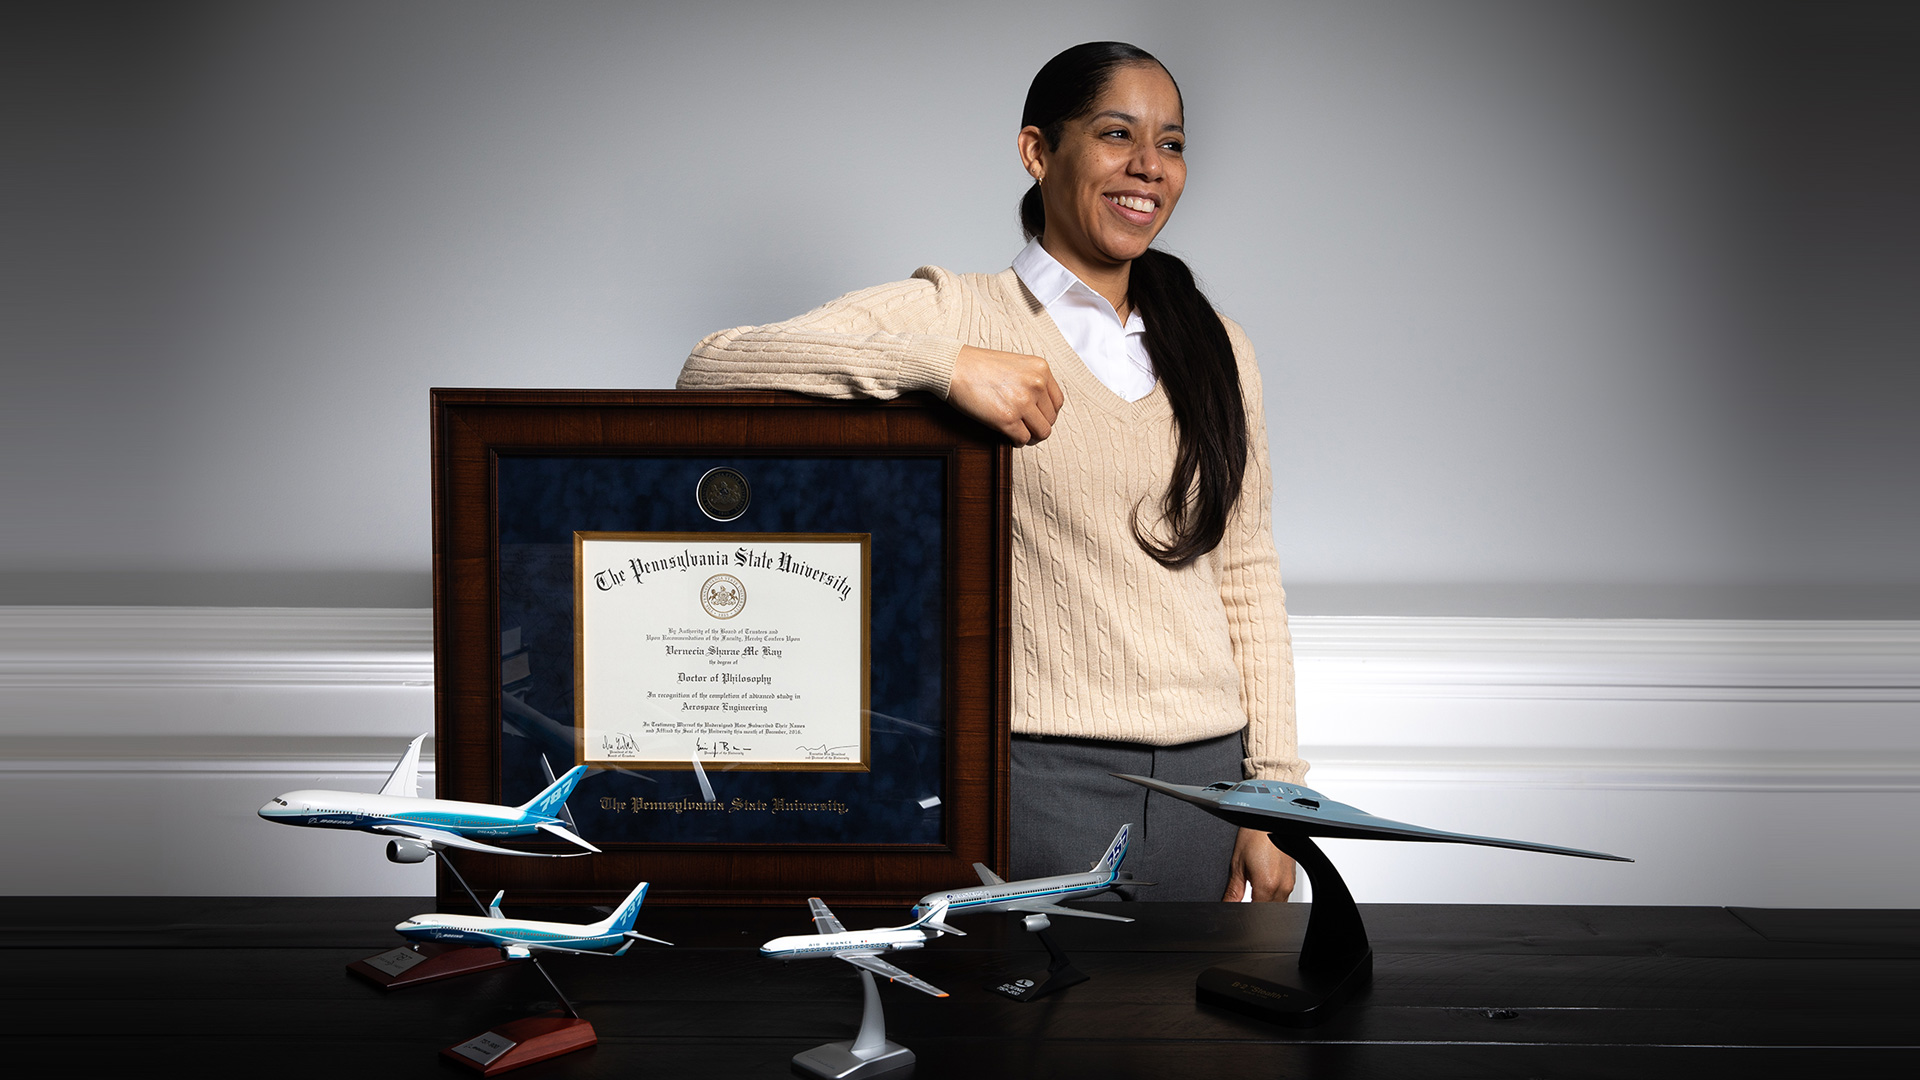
[536,822,602,854]
[972,862,1006,886]
[371,824,576,859]
[807,898,845,935]
[379,734,426,798]
[837,953,948,998]
[516,940,632,958]
[1003,900,1133,923]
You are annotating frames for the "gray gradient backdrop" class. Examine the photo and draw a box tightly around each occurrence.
[5,0,1916,615]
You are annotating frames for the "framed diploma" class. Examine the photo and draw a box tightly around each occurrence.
[574,532,872,770]
[432,389,1010,907]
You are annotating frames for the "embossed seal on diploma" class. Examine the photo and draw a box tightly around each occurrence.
[700,573,746,620]
[696,466,750,521]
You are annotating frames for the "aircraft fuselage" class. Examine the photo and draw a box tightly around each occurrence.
[258,790,555,839]
[912,869,1118,920]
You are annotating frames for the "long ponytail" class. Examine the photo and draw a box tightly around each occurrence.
[1020,43,1248,567]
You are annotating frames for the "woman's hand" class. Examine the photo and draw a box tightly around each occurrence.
[1223,827,1296,902]
[948,345,1065,446]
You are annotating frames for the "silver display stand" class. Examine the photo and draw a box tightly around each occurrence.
[791,969,915,1079]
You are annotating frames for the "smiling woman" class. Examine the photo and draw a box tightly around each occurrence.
[678,42,1304,904]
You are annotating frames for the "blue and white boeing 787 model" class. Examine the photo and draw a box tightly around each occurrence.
[395,881,671,960]
[258,734,600,860]
[914,824,1144,926]
[761,898,961,997]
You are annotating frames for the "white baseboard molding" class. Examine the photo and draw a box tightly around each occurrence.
[1291,615,1920,702]
[2,606,1915,900]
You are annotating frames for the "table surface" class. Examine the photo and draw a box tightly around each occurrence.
[4,897,1916,1078]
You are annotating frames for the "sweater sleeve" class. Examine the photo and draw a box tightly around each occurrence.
[677,267,965,399]
[1217,319,1307,784]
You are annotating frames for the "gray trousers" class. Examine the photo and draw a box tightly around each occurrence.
[1009,731,1243,902]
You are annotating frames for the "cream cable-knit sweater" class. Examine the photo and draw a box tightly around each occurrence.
[678,266,1304,783]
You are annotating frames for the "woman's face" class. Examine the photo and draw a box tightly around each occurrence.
[1022,62,1187,274]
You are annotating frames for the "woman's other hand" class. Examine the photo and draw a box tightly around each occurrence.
[1223,827,1296,902]
[949,345,1065,445]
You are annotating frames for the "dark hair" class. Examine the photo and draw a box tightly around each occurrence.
[1020,42,1248,568]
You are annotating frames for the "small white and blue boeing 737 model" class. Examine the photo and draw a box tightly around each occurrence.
[913,823,1144,927]
[395,881,672,960]
[760,898,961,998]
[258,734,600,861]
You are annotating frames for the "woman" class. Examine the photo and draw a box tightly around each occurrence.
[679,42,1303,902]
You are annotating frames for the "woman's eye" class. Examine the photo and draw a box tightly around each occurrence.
[1161,140,1185,153]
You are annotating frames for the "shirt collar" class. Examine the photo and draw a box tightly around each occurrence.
[1011,239,1143,332]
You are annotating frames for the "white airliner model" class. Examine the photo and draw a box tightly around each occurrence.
[258,734,600,860]
[760,898,963,998]
[395,881,672,960]
[913,823,1142,927]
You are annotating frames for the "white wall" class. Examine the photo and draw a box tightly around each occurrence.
[5,0,1915,614]
[6,607,1916,904]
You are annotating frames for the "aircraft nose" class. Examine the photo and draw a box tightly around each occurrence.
[258,800,280,819]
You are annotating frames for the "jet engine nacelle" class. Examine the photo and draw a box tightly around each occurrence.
[1022,913,1052,932]
[386,839,433,864]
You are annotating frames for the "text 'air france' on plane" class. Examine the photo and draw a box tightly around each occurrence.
[913,823,1145,927]
[258,733,600,860]
[396,881,672,960]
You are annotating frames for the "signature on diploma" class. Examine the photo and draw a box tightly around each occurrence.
[695,738,749,756]
[797,743,857,758]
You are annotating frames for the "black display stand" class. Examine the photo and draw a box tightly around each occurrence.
[986,921,1090,1001]
[1195,834,1373,1026]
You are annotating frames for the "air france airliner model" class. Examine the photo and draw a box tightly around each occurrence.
[760,898,962,997]
[395,881,672,960]
[913,823,1143,927]
[258,733,600,861]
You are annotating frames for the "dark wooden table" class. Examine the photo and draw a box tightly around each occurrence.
[3,898,1915,1077]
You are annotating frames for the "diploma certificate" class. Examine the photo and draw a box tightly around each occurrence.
[575,532,871,770]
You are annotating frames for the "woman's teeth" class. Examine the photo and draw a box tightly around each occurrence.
[1107,195,1155,213]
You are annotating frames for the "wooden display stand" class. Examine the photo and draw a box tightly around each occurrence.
[346,942,511,989]
[443,1012,597,1075]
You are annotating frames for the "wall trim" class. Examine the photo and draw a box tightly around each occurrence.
[1291,615,1920,702]
[6,607,1915,697]
[4,606,1914,901]
[0,606,432,688]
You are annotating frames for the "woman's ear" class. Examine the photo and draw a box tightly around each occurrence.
[1017,126,1048,181]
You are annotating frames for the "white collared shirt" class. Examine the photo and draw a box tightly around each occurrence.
[1011,239,1156,402]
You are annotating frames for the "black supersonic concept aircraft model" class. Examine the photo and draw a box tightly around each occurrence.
[1115,774,1630,1025]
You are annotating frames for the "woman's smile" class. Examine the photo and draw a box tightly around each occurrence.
[1104,191,1160,224]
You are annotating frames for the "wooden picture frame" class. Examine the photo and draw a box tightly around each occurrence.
[432,389,1010,906]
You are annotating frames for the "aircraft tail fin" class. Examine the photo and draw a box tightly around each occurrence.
[538,755,579,830]
[378,734,427,798]
[597,881,650,935]
[488,890,506,919]
[520,764,588,818]
[910,897,965,937]
[1092,823,1132,875]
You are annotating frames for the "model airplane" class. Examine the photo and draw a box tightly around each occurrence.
[258,733,601,860]
[760,897,961,997]
[1113,775,1629,860]
[395,880,671,960]
[914,823,1145,927]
